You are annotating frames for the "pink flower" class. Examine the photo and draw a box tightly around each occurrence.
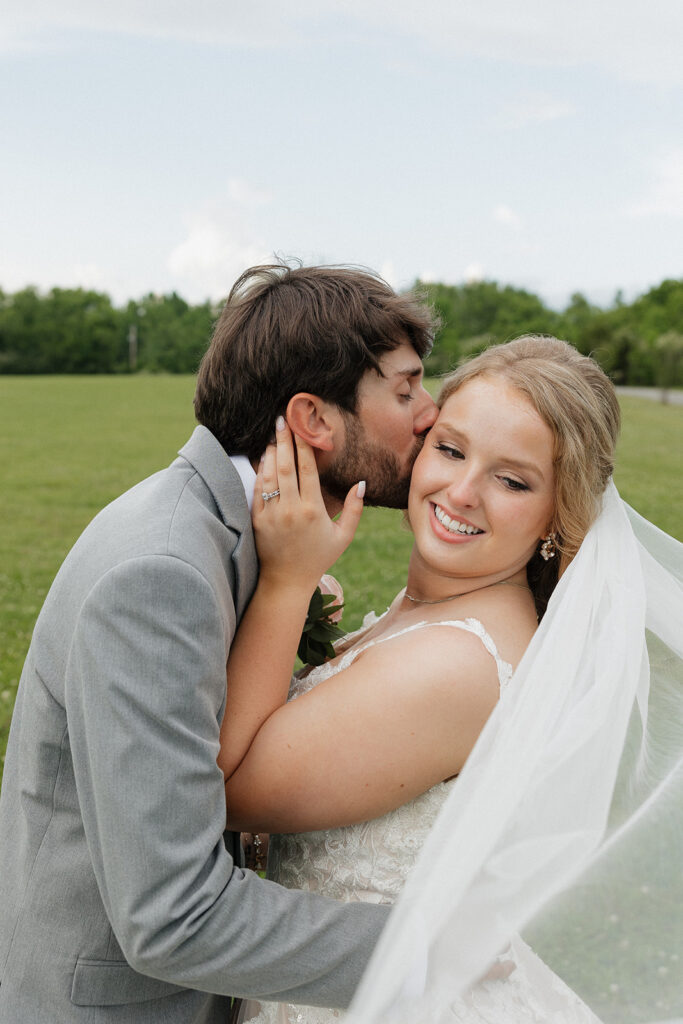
[319,574,344,623]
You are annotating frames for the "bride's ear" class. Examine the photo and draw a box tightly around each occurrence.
[285,393,339,453]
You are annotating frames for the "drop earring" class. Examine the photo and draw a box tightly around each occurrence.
[540,533,557,561]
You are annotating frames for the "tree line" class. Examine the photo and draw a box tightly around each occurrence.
[420,278,683,389]
[1,278,682,387]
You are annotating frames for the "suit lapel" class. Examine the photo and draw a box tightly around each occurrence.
[178,426,258,620]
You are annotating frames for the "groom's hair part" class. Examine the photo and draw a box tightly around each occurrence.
[194,261,436,461]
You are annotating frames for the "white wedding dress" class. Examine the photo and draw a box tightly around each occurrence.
[239,614,602,1024]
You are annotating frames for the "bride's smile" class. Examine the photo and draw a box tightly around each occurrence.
[407,376,555,593]
[431,504,484,537]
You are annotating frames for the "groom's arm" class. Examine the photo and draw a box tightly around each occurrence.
[66,553,388,1006]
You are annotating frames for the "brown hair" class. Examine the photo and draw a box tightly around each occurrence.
[194,262,437,461]
[439,335,620,616]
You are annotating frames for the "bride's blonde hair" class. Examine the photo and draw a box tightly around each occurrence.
[439,335,620,613]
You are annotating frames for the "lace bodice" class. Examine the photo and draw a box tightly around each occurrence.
[293,612,514,696]
[240,615,599,1024]
[240,616,509,1022]
[267,614,512,907]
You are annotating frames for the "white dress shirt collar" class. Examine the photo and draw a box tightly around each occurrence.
[228,454,257,512]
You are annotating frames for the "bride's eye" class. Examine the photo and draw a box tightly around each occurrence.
[433,443,464,460]
[500,475,530,492]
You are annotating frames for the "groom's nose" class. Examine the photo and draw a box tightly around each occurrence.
[413,386,438,435]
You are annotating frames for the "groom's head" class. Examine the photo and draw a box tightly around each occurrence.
[194,262,438,509]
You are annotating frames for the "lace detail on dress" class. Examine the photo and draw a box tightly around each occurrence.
[289,615,513,700]
[347,616,514,695]
[240,615,597,1023]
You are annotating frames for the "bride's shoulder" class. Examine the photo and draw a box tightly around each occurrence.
[375,586,535,683]
[458,586,538,670]
[353,613,505,704]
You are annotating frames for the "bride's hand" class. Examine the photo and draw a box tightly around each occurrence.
[252,416,365,592]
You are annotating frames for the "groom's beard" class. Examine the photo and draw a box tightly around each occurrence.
[320,415,425,509]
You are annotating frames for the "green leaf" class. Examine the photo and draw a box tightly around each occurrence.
[308,624,334,642]
[298,584,345,666]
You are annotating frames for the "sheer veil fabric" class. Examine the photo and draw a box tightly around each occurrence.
[346,483,683,1024]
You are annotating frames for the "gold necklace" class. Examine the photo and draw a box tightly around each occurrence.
[404,579,530,605]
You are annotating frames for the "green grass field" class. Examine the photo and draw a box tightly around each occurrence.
[1,376,682,777]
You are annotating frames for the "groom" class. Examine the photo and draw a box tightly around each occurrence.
[0,263,437,1023]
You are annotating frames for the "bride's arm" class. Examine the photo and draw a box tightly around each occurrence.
[224,623,503,834]
[217,420,364,782]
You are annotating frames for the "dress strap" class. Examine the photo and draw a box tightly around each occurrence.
[338,617,513,695]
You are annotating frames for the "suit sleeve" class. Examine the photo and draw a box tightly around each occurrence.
[65,553,388,1006]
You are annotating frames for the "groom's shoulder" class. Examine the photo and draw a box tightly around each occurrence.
[30,428,251,663]
[69,426,248,569]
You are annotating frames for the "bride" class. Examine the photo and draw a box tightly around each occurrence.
[219,336,683,1024]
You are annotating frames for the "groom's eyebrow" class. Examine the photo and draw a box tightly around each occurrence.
[393,366,424,381]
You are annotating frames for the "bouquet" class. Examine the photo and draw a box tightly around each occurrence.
[297,575,345,666]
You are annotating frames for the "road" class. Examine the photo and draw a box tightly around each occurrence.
[616,386,683,406]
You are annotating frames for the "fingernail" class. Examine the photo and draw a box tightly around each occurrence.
[357,480,366,498]
[276,416,285,432]
[259,453,265,464]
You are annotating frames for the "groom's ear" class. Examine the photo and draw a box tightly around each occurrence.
[286,393,340,453]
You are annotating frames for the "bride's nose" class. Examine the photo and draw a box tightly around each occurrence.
[444,468,480,509]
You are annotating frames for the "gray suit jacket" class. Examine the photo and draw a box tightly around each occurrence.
[0,426,387,1023]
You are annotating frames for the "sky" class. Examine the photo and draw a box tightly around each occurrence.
[1,1,682,310]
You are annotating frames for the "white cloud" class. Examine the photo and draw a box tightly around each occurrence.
[68,263,109,291]
[378,260,398,288]
[226,178,273,207]
[464,263,485,284]
[164,176,278,301]
[346,0,683,87]
[167,203,273,303]
[0,0,307,52]
[0,257,141,304]
[493,205,523,229]
[503,95,576,129]
[628,148,683,219]
[3,1,683,86]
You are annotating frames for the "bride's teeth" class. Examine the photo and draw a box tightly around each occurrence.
[435,505,481,535]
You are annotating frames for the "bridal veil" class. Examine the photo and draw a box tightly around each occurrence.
[347,483,683,1024]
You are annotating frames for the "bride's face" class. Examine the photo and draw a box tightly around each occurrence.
[407,376,555,583]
